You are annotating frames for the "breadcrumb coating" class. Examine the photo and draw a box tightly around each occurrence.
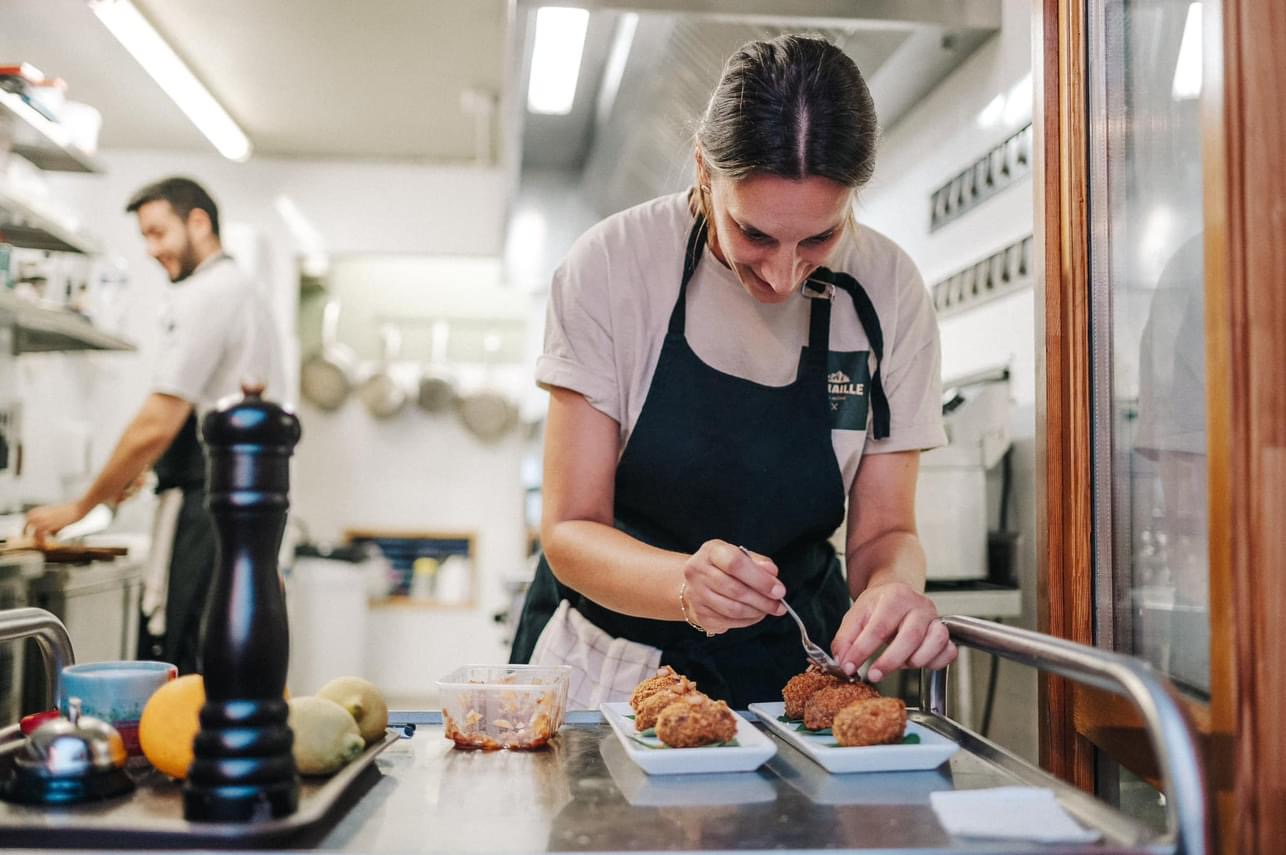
[655,694,739,748]
[781,670,842,720]
[634,676,698,731]
[802,682,880,730]
[832,697,908,746]
[629,666,682,714]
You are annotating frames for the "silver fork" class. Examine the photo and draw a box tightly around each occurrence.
[738,545,851,680]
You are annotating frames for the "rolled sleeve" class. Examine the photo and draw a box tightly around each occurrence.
[865,266,948,455]
[536,241,622,423]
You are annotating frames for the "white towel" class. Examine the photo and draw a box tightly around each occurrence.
[140,487,184,638]
[530,600,662,709]
[930,787,1102,844]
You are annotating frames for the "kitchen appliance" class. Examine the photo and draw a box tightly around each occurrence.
[300,300,357,411]
[915,369,1011,581]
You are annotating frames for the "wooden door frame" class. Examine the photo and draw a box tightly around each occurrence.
[1036,0,1285,851]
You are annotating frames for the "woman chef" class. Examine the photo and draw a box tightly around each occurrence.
[511,34,957,709]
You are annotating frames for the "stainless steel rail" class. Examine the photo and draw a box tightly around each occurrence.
[926,615,1207,855]
[0,607,74,710]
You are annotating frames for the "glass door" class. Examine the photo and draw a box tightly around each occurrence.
[1087,0,1209,691]
[1084,0,1209,816]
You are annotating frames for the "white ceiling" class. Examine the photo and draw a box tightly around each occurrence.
[0,0,508,161]
[2,0,999,189]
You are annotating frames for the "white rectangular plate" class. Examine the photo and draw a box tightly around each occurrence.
[749,701,959,774]
[600,702,776,776]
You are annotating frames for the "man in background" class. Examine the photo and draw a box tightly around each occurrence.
[26,177,284,673]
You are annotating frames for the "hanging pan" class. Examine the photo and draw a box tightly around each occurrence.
[456,331,519,443]
[300,300,357,411]
[358,324,410,419]
[416,319,457,414]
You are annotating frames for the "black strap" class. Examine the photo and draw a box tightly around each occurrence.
[814,267,892,440]
[669,214,709,335]
[668,220,881,434]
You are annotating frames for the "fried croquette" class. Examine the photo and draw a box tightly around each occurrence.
[655,694,739,748]
[802,682,880,731]
[629,665,682,714]
[781,669,842,720]
[832,697,908,746]
[634,676,698,731]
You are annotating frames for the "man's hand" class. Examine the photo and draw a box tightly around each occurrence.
[24,502,88,544]
[113,472,150,505]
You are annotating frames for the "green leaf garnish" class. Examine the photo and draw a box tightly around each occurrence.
[825,732,922,748]
[795,723,832,736]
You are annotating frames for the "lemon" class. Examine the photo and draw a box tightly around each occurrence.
[287,696,365,776]
[316,676,389,745]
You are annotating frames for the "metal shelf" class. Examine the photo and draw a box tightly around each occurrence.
[0,89,103,174]
[0,184,100,254]
[0,291,134,353]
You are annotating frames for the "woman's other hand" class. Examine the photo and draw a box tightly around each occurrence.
[830,581,956,682]
[681,541,787,634]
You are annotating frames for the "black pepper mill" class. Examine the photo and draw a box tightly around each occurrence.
[183,384,301,822]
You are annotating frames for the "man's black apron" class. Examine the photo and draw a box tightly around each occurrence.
[511,216,891,708]
[136,407,215,675]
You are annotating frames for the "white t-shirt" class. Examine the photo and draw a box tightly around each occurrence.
[537,192,947,494]
[151,252,285,418]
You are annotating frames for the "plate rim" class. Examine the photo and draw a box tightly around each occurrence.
[747,701,959,773]
[599,701,776,774]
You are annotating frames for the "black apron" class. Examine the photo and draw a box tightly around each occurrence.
[137,412,216,675]
[511,216,891,708]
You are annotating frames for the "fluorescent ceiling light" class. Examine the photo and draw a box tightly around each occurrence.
[1172,2,1203,100]
[527,6,590,115]
[88,0,252,161]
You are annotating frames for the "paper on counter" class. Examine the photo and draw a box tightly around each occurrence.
[929,786,1102,844]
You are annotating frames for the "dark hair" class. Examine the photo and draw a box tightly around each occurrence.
[126,177,220,237]
[695,35,878,197]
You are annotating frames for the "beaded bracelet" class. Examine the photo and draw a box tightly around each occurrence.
[679,581,715,637]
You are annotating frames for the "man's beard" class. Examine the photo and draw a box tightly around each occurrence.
[169,241,202,282]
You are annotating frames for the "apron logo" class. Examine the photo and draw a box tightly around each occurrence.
[827,351,870,431]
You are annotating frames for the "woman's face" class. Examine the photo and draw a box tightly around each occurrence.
[706,171,852,305]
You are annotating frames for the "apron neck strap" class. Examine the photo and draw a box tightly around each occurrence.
[815,267,892,440]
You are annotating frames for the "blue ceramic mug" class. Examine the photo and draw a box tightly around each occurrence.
[59,661,178,755]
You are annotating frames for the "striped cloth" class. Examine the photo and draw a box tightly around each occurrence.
[530,600,662,710]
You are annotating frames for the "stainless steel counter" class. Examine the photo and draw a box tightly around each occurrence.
[0,612,1202,855]
[308,711,1161,855]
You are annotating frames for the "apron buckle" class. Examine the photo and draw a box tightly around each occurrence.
[801,278,835,300]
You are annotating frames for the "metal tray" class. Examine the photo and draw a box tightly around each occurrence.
[0,727,403,849]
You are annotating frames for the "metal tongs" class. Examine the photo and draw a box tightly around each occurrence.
[738,545,852,680]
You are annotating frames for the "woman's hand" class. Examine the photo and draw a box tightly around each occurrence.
[681,541,787,635]
[830,581,956,682]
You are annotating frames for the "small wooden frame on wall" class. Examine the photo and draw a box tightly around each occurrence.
[345,529,477,609]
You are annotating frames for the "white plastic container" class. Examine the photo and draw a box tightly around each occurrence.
[436,665,570,750]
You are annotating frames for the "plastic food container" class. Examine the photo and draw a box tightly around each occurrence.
[436,665,571,750]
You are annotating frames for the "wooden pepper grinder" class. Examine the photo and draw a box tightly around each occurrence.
[183,384,301,822]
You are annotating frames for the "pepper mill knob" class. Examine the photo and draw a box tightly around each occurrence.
[183,387,301,822]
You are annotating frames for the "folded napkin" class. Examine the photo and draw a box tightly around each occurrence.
[930,787,1102,844]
